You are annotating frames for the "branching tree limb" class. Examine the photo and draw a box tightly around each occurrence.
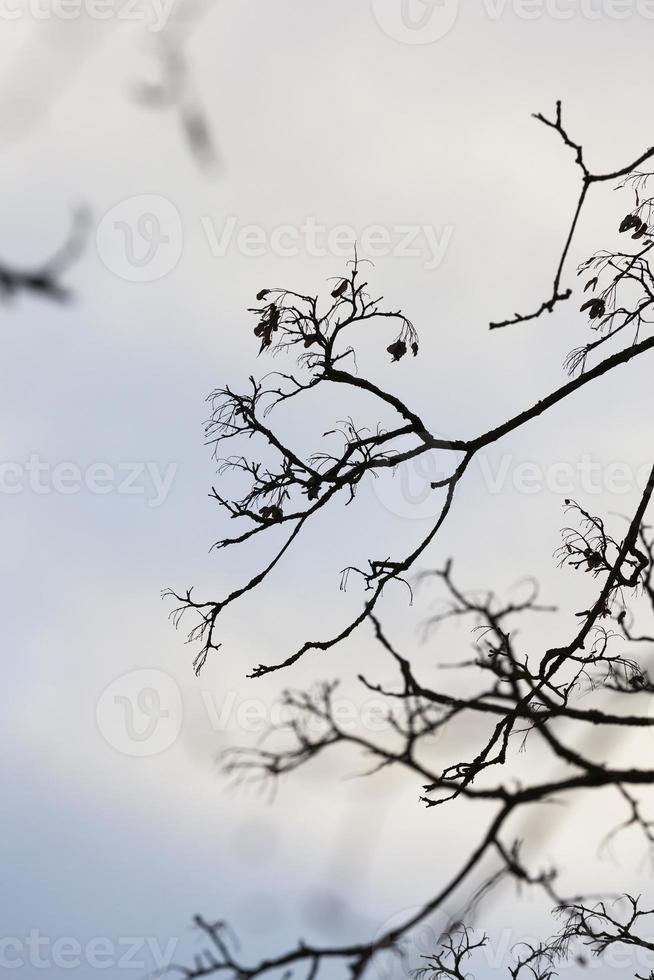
[490,100,654,331]
[162,104,654,980]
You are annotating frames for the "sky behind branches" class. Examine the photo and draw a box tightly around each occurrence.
[2,3,654,977]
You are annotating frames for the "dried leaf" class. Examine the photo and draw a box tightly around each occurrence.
[253,304,280,352]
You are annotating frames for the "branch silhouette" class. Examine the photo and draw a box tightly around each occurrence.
[0,208,89,303]
[163,104,654,980]
[490,100,654,331]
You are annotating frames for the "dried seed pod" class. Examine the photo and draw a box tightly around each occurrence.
[260,505,283,522]
[619,214,640,233]
[580,298,606,320]
[387,339,407,362]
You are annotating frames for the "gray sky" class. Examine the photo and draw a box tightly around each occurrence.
[2,2,654,978]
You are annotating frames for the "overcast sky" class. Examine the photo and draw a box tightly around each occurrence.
[2,2,654,978]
